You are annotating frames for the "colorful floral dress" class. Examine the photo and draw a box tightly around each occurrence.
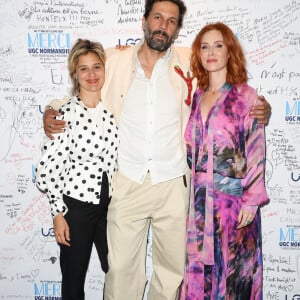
[180,83,269,300]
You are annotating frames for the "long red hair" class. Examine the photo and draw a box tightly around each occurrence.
[191,22,248,89]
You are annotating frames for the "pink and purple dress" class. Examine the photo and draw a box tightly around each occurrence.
[180,83,269,300]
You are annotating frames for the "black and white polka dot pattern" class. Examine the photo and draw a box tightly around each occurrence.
[36,96,119,218]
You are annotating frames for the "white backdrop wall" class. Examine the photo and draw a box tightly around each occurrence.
[0,1,299,299]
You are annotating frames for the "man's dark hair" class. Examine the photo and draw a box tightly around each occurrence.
[143,0,187,29]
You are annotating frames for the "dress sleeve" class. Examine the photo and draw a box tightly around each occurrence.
[241,90,269,208]
[35,109,72,218]
[185,89,201,169]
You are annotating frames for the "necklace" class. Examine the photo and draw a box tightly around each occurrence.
[206,82,226,94]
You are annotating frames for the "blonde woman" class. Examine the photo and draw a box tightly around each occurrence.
[36,39,118,299]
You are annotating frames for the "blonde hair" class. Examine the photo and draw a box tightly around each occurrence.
[68,39,106,96]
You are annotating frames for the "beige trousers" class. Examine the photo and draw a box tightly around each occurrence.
[104,172,189,300]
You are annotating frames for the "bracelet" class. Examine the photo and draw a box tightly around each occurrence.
[45,105,53,111]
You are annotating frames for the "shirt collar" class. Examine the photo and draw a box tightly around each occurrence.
[134,41,172,72]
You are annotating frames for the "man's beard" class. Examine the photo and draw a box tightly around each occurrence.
[144,24,177,52]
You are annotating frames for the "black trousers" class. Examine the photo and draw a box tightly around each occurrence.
[59,173,110,300]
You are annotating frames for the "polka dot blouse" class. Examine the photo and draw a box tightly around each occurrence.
[36,96,119,218]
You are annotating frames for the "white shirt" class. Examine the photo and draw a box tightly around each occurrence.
[118,49,186,185]
[35,97,119,217]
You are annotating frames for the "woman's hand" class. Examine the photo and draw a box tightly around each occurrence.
[44,108,66,139]
[115,44,131,50]
[237,209,255,229]
[53,213,70,246]
[250,96,272,125]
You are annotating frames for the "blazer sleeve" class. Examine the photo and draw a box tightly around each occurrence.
[48,96,70,111]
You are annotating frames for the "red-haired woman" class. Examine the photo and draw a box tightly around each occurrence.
[180,22,269,299]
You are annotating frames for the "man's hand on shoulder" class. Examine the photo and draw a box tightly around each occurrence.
[250,96,272,125]
[44,106,66,140]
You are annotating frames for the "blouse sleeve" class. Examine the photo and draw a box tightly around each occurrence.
[35,109,72,218]
[241,90,269,208]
